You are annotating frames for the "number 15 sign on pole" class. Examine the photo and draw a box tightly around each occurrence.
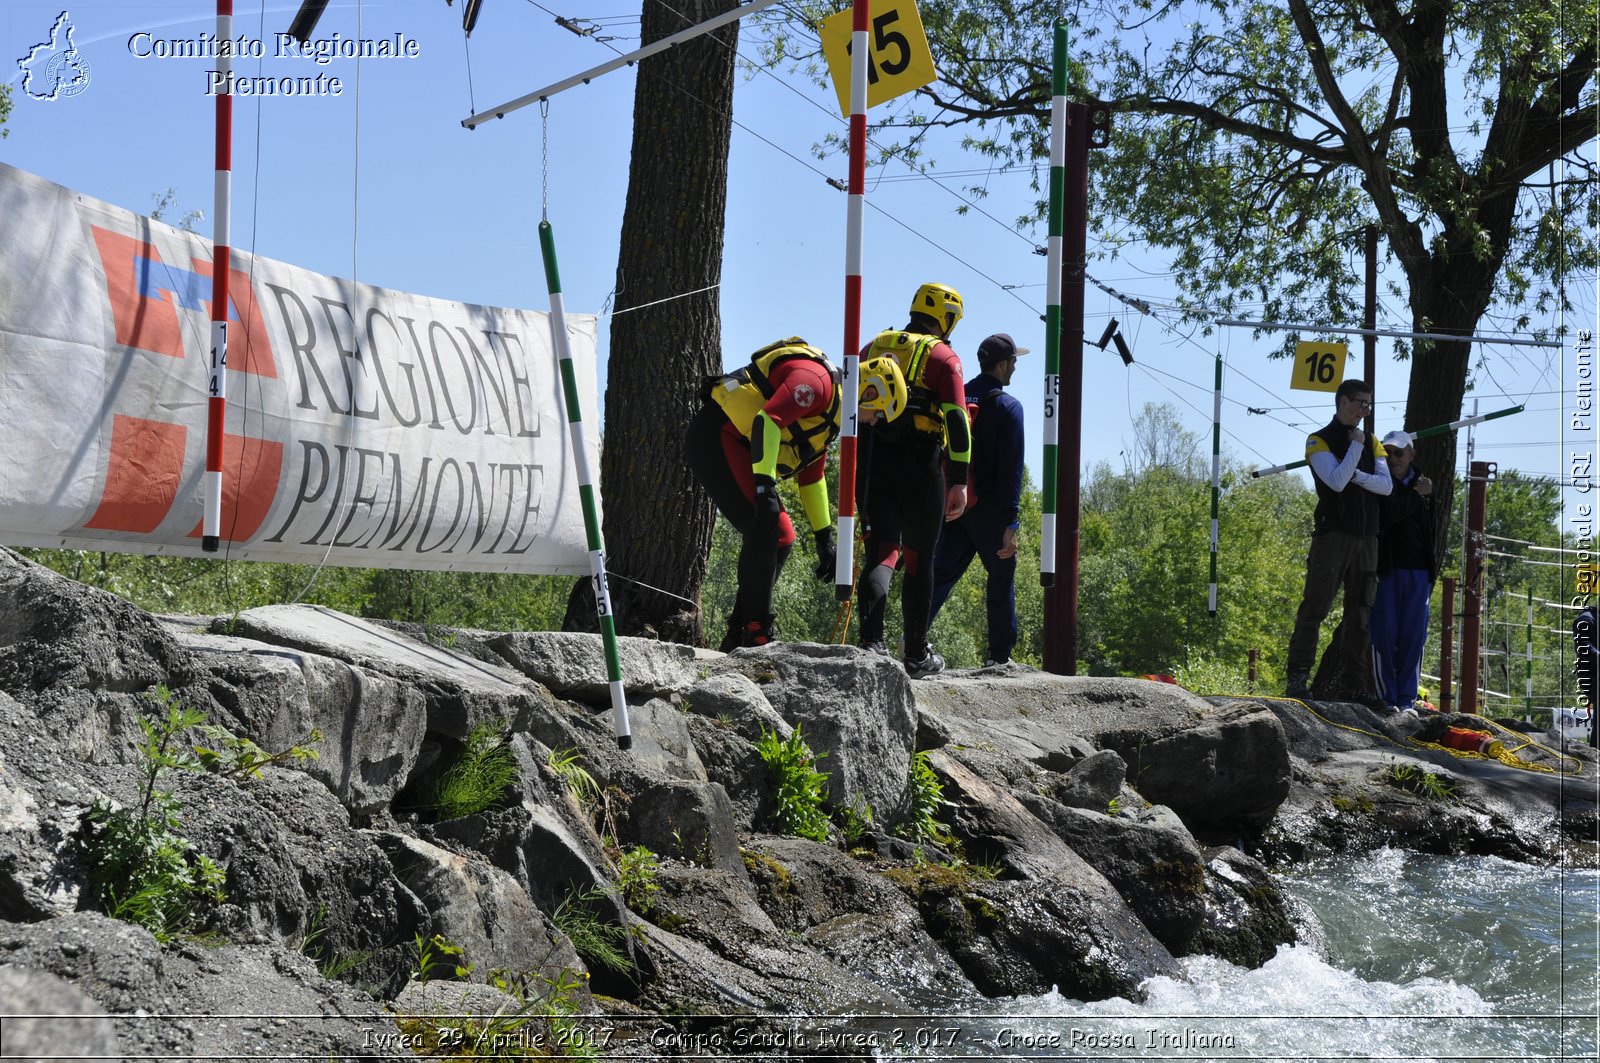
[818,0,938,118]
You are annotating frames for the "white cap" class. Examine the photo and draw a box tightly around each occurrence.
[1382,429,1414,449]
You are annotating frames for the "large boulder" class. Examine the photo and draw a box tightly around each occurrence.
[488,632,703,705]
[710,644,918,826]
[1190,846,1297,967]
[218,604,551,741]
[916,676,1291,838]
[0,963,122,1061]
[173,626,426,814]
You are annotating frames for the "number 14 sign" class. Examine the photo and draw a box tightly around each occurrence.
[1291,340,1349,393]
[818,0,938,119]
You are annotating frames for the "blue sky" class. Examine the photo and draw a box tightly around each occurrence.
[4,1,1594,528]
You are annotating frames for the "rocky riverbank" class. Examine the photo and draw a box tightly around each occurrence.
[0,547,1593,1060]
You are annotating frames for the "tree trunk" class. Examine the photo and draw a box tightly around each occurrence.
[562,0,739,645]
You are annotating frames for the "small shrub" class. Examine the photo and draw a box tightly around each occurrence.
[756,725,831,842]
[901,750,954,847]
[433,722,518,820]
[193,726,321,781]
[78,687,225,941]
[412,931,473,984]
[615,845,661,915]
[835,798,875,845]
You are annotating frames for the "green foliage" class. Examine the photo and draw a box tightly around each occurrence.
[412,931,473,984]
[432,722,518,820]
[1378,762,1458,802]
[550,889,632,973]
[614,845,661,915]
[547,747,600,809]
[297,904,374,982]
[0,84,10,139]
[1106,797,1123,817]
[900,750,954,848]
[193,726,321,782]
[755,725,831,842]
[835,798,875,845]
[79,686,224,941]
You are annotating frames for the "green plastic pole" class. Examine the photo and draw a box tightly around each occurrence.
[1251,405,1525,478]
[1040,20,1067,588]
[539,220,632,750]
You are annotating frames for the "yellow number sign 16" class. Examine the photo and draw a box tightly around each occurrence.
[1291,340,1349,393]
[818,0,938,119]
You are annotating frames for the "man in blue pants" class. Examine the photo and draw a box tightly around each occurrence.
[1369,430,1436,711]
[928,333,1026,666]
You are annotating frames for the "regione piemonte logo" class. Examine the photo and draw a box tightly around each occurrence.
[85,225,283,542]
[17,11,92,101]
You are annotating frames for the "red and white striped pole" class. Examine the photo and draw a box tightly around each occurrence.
[834,0,868,601]
[203,0,233,553]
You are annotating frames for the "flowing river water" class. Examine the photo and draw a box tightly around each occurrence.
[838,850,1598,1062]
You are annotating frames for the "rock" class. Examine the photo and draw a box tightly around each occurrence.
[370,832,587,988]
[617,699,706,783]
[1191,846,1296,967]
[0,691,93,920]
[1016,795,1207,955]
[0,964,122,1062]
[682,673,790,744]
[218,604,549,741]
[173,626,426,814]
[0,912,163,1012]
[1052,750,1128,810]
[488,632,702,705]
[742,836,979,1001]
[682,714,771,831]
[393,978,526,1023]
[611,777,747,878]
[711,644,917,826]
[0,548,196,698]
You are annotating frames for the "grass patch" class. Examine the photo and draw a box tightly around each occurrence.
[1378,762,1458,802]
[551,888,632,974]
[433,722,518,820]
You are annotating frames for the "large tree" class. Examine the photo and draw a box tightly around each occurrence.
[777,0,1596,572]
[563,0,740,643]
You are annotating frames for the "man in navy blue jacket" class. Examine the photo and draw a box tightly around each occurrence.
[928,333,1026,665]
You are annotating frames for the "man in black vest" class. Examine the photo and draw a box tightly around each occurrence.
[1284,379,1393,707]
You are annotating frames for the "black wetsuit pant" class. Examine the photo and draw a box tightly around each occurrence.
[685,402,792,644]
[858,431,945,653]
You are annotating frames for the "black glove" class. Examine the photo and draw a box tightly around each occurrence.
[751,475,781,535]
[812,527,836,583]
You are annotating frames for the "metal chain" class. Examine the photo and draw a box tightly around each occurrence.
[540,99,550,221]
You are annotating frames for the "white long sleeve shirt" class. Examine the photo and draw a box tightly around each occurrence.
[1306,433,1393,496]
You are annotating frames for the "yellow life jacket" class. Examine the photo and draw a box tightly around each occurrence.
[708,338,841,479]
[865,329,945,437]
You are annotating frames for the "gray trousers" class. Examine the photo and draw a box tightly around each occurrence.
[1286,530,1379,691]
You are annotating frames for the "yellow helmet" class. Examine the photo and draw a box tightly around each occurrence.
[911,282,964,337]
[857,355,907,423]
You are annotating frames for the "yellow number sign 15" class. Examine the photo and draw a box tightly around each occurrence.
[1291,340,1349,393]
[818,0,938,119]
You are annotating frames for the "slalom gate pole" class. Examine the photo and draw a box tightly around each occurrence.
[1040,20,1066,589]
[1526,589,1533,721]
[834,0,869,602]
[539,220,632,750]
[1250,405,1524,478]
[1208,350,1222,616]
[203,0,233,553]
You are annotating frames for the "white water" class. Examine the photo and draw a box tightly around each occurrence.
[890,850,1599,1061]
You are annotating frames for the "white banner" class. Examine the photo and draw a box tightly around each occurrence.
[0,162,599,574]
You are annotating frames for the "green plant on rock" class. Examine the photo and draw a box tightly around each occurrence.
[756,725,831,842]
[1378,762,1458,802]
[193,725,321,782]
[79,686,225,942]
[835,797,875,845]
[412,931,473,984]
[433,721,518,820]
[547,746,600,809]
[551,888,632,974]
[900,750,954,848]
[614,844,661,915]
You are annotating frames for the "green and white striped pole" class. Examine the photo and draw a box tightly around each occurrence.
[539,219,632,750]
[1040,20,1067,589]
[1208,350,1223,616]
[1525,588,1534,721]
[1251,405,1525,477]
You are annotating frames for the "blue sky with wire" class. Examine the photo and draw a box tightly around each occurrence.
[3,1,1594,512]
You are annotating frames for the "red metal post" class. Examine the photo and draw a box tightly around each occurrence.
[1460,462,1493,715]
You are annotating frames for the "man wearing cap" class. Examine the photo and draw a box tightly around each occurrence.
[928,333,1027,666]
[1284,379,1392,707]
[1370,430,1436,711]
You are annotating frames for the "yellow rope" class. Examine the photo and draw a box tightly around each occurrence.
[1246,694,1586,777]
